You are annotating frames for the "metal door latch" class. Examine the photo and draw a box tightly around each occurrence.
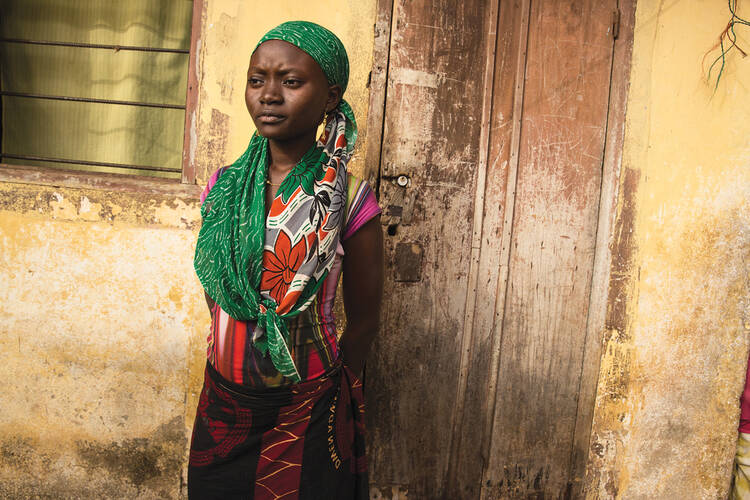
[380,173,416,229]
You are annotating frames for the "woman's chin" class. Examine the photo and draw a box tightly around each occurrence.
[257,129,319,148]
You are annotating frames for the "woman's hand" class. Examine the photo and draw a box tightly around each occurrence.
[340,215,384,378]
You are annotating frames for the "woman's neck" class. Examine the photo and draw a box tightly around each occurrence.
[267,131,317,176]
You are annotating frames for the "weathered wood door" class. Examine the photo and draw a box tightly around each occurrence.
[366,0,630,498]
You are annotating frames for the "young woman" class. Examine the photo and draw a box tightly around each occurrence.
[189,21,383,499]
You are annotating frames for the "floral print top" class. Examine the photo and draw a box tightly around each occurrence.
[200,169,381,387]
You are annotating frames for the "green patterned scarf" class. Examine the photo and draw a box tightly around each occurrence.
[194,21,356,382]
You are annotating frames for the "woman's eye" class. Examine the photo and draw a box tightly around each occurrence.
[283,79,301,86]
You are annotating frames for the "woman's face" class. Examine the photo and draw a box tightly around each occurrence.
[246,40,340,144]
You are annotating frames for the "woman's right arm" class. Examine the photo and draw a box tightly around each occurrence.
[204,291,216,314]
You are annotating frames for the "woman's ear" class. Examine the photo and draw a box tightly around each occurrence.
[326,85,343,112]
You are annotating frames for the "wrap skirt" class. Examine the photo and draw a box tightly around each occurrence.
[188,361,367,499]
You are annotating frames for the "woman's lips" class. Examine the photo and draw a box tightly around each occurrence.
[258,113,285,124]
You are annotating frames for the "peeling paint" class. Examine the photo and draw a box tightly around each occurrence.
[370,484,409,500]
[585,1,750,498]
[0,182,200,230]
[390,67,439,89]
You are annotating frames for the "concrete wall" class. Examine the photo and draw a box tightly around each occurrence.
[585,1,750,498]
[0,1,377,498]
[0,182,204,498]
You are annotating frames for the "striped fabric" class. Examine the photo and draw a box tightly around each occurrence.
[200,173,381,387]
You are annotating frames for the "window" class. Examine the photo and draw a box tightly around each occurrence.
[0,0,199,183]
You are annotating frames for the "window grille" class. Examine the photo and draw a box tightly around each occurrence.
[0,1,194,180]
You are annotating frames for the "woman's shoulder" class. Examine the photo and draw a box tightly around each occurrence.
[200,165,232,204]
[343,172,381,240]
[346,172,365,188]
[344,173,374,206]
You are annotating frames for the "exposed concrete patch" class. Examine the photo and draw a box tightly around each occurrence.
[370,484,409,500]
[0,417,186,499]
[622,189,750,498]
[195,108,230,182]
[76,417,185,489]
[216,13,240,102]
[0,182,201,230]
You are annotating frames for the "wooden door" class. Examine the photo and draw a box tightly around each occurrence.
[366,0,629,498]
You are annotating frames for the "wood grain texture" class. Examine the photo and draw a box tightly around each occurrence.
[481,1,616,497]
[572,1,636,497]
[368,1,626,496]
[446,0,527,498]
[363,0,395,188]
[367,0,490,497]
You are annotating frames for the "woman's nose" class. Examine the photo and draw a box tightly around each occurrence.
[259,81,282,104]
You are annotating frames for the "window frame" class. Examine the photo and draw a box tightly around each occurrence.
[0,0,204,193]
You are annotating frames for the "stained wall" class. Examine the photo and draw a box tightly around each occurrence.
[585,1,750,498]
[0,1,376,497]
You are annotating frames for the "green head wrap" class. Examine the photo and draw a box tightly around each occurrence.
[255,20,357,149]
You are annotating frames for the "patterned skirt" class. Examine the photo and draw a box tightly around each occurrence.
[188,361,368,499]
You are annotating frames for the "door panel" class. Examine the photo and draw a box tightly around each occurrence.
[447,0,531,497]
[482,1,616,497]
[367,1,619,497]
[368,0,492,497]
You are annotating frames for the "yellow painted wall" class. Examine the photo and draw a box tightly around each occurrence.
[0,183,205,498]
[0,1,377,497]
[586,1,750,498]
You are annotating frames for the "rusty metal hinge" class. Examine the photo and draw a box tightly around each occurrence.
[612,8,621,40]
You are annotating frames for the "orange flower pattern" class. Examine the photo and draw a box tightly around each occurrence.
[261,231,306,306]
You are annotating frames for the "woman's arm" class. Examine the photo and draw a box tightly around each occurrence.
[204,291,216,314]
[340,215,384,378]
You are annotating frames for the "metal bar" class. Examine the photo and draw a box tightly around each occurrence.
[0,91,185,110]
[1,154,180,173]
[0,38,189,54]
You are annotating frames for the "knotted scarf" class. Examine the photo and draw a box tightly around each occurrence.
[194,21,357,382]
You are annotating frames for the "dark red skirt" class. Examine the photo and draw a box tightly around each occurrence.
[188,361,368,499]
